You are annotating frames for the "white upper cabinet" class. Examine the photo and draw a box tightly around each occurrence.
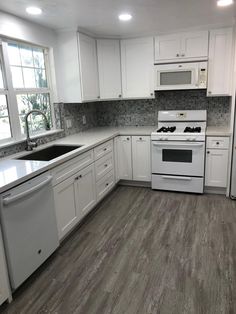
[78,33,100,101]
[207,28,233,97]
[97,39,122,100]
[155,31,208,63]
[121,37,154,99]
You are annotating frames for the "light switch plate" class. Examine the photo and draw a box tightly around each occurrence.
[66,119,72,129]
[82,115,86,125]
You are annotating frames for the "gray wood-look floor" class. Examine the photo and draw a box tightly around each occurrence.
[2,186,236,314]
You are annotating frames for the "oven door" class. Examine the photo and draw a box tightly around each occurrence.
[152,141,205,176]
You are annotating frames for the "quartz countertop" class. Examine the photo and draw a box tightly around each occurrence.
[206,126,232,137]
[0,126,156,193]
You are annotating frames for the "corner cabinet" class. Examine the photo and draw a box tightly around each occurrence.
[121,37,154,99]
[154,31,208,63]
[207,28,233,97]
[78,33,100,101]
[97,39,122,100]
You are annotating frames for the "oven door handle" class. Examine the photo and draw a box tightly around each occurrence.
[152,143,204,148]
[162,175,192,181]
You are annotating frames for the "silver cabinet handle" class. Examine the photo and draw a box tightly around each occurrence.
[3,176,52,206]
[162,175,192,181]
[176,53,180,57]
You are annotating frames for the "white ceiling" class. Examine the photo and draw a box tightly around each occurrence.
[0,0,235,37]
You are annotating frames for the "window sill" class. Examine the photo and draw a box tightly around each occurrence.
[0,129,65,149]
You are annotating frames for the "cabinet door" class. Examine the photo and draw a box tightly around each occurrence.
[0,229,10,305]
[54,175,78,240]
[155,34,181,62]
[207,28,233,96]
[116,136,133,180]
[121,37,154,99]
[78,33,100,101]
[205,149,229,188]
[97,39,122,100]
[75,164,96,219]
[181,31,208,60]
[132,136,151,181]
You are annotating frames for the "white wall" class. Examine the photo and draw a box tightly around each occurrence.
[0,11,59,101]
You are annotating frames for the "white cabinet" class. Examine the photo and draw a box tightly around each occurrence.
[207,28,233,97]
[75,164,96,219]
[205,137,229,188]
[132,136,151,181]
[54,174,78,240]
[0,228,11,305]
[155,31,208,63]
[97,39,122,100]
[121,37,154,99]
[78,33,100,101]
[116,136,133,180]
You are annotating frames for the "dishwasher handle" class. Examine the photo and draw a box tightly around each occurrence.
[3,175,53,206]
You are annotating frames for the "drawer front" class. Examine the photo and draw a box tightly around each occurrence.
[52,150,94,186]
[152,174,203,194]
[94,140,113,160]
[96,170,115,201]
[95,152,114,181]
[207,137,229,149]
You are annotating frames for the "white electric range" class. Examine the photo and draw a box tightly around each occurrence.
[151,110,207,194]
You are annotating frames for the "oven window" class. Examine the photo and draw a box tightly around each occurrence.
[162,149,192,163]
[160,71,192,86]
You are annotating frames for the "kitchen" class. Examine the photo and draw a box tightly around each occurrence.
[0,0,236,312]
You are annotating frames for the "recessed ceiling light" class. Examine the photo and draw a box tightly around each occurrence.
[26,6,42,15]
[119,13,132,21]
[217,0,233,6]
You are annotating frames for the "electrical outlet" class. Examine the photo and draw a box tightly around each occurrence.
[66,119,72,129]
[82,115,86,125]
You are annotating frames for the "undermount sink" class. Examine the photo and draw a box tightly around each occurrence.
[17,145,83,161]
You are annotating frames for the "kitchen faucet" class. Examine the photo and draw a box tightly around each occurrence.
[25,109,51,151]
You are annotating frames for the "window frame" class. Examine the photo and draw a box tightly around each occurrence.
[0,39,56,145]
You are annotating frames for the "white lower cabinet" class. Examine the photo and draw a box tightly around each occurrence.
[53,174,79,240]
[116,136,133,180]
[205,137,229,188]
[132,136,151,181]
[0,227,11,305]
[96,170,115,201]
[75,164,96,219]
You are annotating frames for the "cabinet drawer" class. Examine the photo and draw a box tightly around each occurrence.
[96,170,115,201]
[95,152,114,181]
[52,150,94,186]
[94,140,113,160]
[206,137,229,149]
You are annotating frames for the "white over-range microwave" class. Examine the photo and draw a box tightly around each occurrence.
[154,61,208,91]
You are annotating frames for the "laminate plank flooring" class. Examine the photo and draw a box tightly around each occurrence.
[2,186,236,314]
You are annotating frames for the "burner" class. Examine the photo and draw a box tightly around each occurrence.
[184,127,201,133]
[157,126,176,133]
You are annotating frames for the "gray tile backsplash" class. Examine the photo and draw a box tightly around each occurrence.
[0,90,231,158]
[96,90,231,127]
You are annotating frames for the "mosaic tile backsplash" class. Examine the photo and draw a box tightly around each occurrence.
[0,90,231,158]
[96,90,231,127]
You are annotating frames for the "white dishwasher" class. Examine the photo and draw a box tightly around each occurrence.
[0,171,59,290]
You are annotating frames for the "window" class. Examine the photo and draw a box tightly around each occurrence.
[0,40,54,144]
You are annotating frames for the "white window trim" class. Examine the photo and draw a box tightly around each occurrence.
[0,39,57,146]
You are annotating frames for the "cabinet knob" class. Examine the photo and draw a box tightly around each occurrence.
[181,54,185,57]
[104,164,108,167]
[139,137,142,140]
[127,137,130,140]
[79,175,82,178]
[106,183,109,187]
[150,93,154,96]
[207,151,210,154]
[208,91,212,95]
[216,142,220,145]
[97,96,100,99]
[176,53,180,57]
[104,147,107,151]
[119,94,122,98]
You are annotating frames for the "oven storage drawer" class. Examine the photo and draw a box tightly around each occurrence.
[152,174,203,193]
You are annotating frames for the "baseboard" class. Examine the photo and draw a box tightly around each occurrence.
[204,186,227,195]
[118,180,151,187]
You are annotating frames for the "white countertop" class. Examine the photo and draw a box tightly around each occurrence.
[206,126,232,137]
[0,126,156,193]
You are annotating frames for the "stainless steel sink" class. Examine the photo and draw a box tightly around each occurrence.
[17,145,83,161]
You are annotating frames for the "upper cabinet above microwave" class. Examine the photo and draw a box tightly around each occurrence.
[154,31,209,63]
